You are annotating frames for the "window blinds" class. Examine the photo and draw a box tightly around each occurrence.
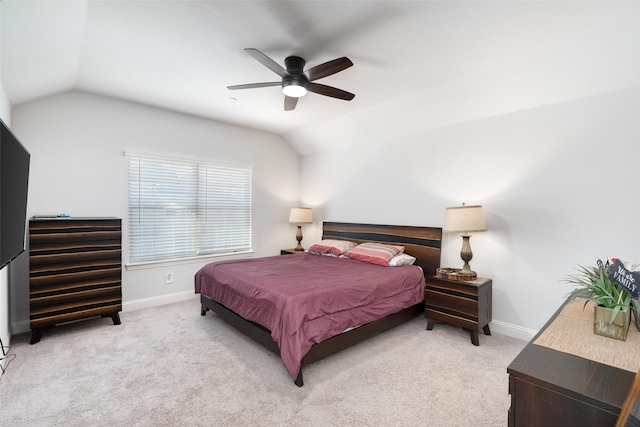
[128,154,251,263]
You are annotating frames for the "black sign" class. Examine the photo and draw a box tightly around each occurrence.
[609,258,639,299]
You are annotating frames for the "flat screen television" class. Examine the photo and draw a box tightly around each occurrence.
[1,118,30,269]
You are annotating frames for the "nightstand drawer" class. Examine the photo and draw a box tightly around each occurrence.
[424,275,492,346]
[426,279,479,297]
[425,289,479,318]
[425,306,479,330]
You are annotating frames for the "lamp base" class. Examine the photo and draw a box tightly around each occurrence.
[294,225,304,251]
[460,263,475,275]
[459,234,476,276]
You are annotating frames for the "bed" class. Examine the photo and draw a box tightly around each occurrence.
[195,221,442,386]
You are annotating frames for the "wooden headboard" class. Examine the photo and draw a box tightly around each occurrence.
[322,222,442,276]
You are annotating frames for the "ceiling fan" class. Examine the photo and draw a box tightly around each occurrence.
[227,48,355,111]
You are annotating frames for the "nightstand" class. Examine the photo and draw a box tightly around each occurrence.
[424,275,492,346]
[280,249,304,255]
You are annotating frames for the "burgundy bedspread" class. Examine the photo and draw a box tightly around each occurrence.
[194,253,424,380]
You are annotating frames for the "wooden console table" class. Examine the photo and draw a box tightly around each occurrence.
[507,298,640,426]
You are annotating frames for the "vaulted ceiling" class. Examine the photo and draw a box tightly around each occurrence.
[2,1,638,155]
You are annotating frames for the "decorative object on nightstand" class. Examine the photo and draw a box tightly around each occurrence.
[424,274,492,346]
[289,207,312,251]
[443,203,486,277]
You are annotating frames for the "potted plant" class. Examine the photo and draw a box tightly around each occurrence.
[564,259,639,341]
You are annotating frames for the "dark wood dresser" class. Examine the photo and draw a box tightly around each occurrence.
[507,298,640,426]
[29,217,122,344]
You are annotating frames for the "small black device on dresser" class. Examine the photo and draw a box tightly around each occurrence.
[424,275,492,346]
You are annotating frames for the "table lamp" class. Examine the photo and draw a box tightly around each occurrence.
[444,203,487,275]
[289,207,313,251]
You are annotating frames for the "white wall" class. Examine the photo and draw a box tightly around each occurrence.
[293,15,640,340]
[300,88,640,339]
[9,91,300,332]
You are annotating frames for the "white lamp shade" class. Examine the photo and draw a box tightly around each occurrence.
[289,207,313,224]
[444,205,487,233]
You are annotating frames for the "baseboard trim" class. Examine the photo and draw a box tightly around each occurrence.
[490,319,537,342]
[11,320,30,336]
[122,290,198,312]
[11,291,199,336]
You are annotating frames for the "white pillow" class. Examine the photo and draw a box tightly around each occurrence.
[388,253,416,266]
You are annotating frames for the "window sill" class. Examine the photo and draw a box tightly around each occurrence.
[124,250,254,271]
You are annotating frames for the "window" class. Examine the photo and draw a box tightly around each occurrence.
[128,154,251,263]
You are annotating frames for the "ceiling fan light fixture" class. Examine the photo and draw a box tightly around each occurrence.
[229,49,354,110]
[282,81,307,98]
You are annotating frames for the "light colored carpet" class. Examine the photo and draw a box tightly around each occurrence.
[0,298,526,426]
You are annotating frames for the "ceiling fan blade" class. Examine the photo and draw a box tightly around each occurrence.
[227,82,281,90]
[245,48,289,78]
[284,96,298,111]
[307,82,355,100]
[306,57,353,81]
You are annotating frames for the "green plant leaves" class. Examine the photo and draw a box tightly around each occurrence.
[564,260,633,325]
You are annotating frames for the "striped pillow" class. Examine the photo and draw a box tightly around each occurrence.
[343,242,404,266]
[308,239,357,256]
